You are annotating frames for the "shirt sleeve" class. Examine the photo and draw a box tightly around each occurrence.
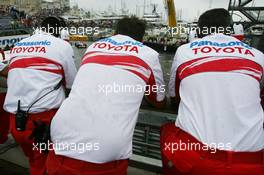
[145,53,166,103]
[169,50,180,98]
[0,62,7,72]
[0,51,8,72]
[62,43,77,89]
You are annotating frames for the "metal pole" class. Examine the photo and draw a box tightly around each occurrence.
[143,0,146,15]
[209,0,213,9]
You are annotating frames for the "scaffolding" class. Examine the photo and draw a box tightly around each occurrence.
[228,0,264,28]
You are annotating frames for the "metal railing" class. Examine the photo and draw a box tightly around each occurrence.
[130,109,176,173]
[228,0,264,27]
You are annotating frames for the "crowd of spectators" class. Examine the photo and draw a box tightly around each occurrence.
[0,5,65,29]
[66,19,114,29]
[1,4,115,30]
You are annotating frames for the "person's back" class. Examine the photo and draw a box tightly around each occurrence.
[4,30,76,113]
[51,33,165,162]
[172,33,264,151]
[47,17,165,175]
[162,8,264,175]
[3,17,77,175]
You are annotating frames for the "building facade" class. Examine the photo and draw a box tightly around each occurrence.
[0,0,70,14]
[0,0,41,14]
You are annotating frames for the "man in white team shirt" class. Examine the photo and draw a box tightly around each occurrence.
[46,17,166,175]
[161,9,264,175]
[233,23,245,41]
[60,28,70,42]
[4,17,77,175]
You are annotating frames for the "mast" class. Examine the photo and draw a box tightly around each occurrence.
[209,0,213,9]
[143,0,146,15]
[166,0,177,27]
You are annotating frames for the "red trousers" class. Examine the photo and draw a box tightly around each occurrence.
[233,34,245,41]
[10,109,57,175]
[46,150,129,175]
[0,93,9,144]
[160,123,264,175]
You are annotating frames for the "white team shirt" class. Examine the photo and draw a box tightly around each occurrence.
[51,34,165,163]
[0,50,9,71]
[169,33,264,151]
[4,31,77,114]
[0,60,7,72]
[188,30,198,42]
[233,24,244,35]
[60,29,70,41]
[232,24,245,41]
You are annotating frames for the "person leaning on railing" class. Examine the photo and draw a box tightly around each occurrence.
[3,16,77,175]
[45,16,166,175]
[161,8,264,175]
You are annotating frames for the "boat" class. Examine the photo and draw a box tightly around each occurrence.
[75,41,88,49]
[246,25,264,36]
[143,4,163,26]
[143,13,163,26]
[142,0,189,53]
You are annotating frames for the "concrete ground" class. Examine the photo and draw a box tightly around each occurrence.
[0,134,161,175]
[0,159,158,175]
[128,167,158,175]
[0,136,159,175]
[0,159,29,175]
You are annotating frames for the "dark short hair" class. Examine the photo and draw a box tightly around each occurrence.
[197,8,232,38]
[40,16,66,37]
[115,16,146,41]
